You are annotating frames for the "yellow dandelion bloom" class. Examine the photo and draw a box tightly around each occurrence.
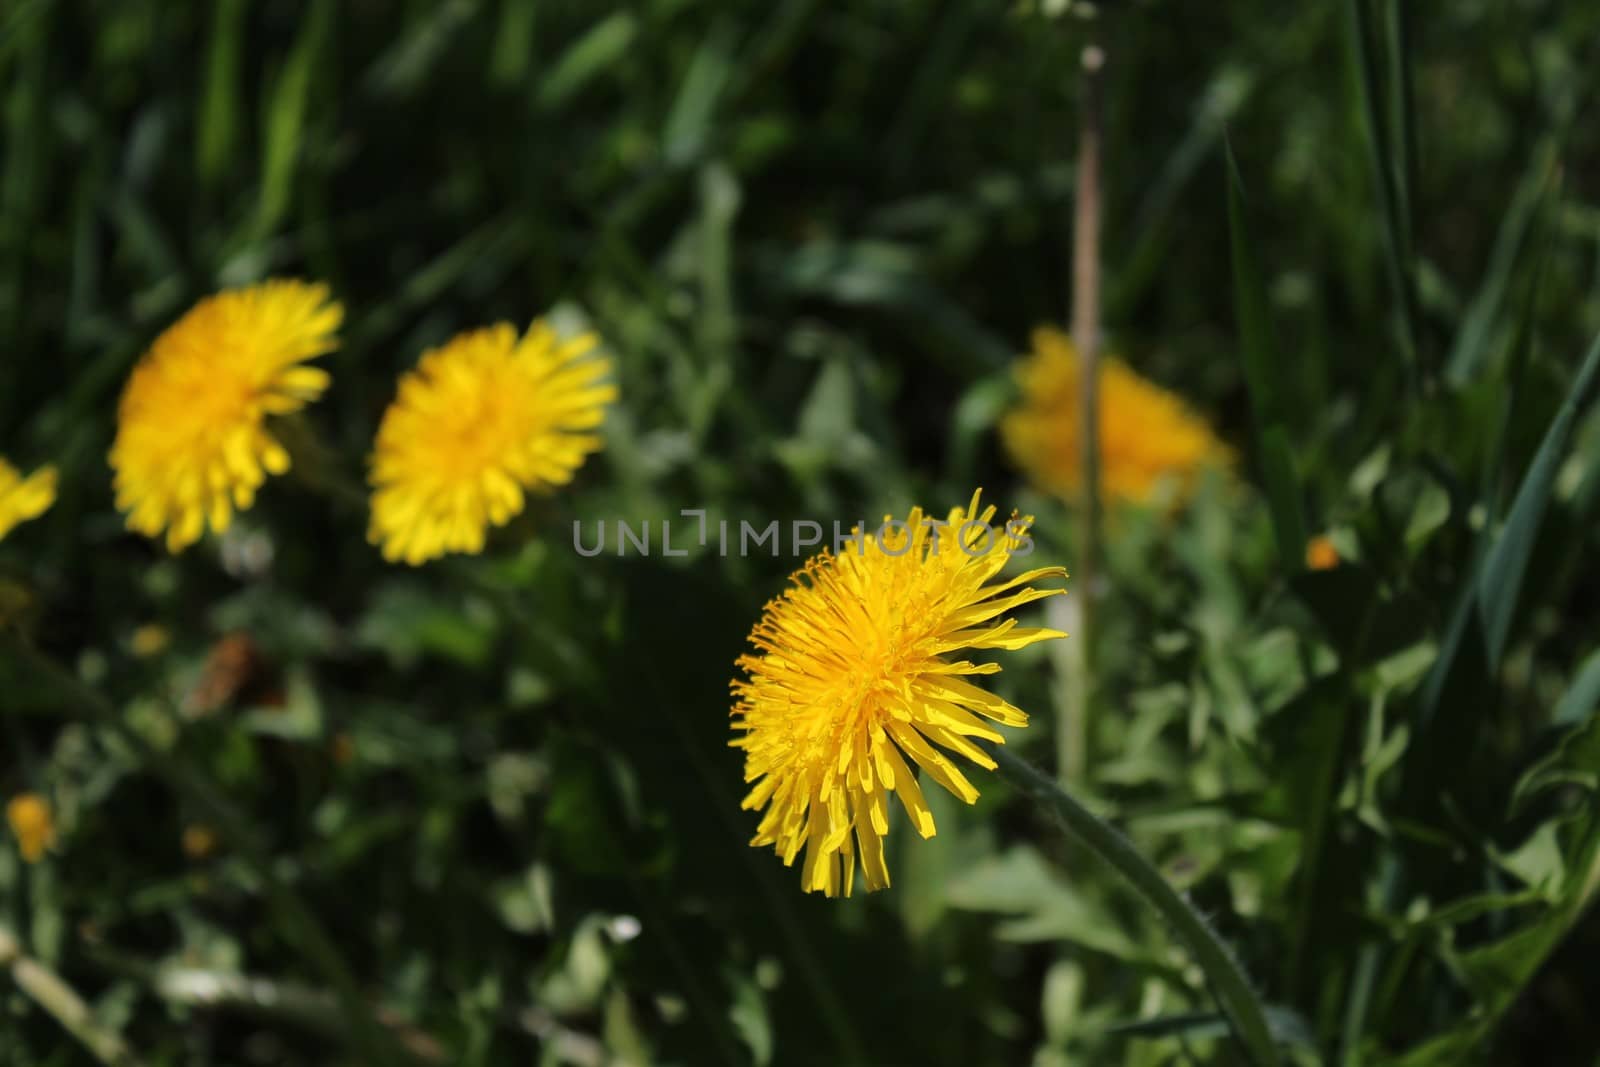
[0,458,56,541]
[1306,534,1340,571]
[110,279,343,552]
[368,320,616,565]
[1002,326,1230,506]
[731,490,1067,897]
[6,793,55,863]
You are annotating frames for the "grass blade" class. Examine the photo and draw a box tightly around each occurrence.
[196,0,247,187]
[537,12,637,111]
[1384,0,1416,258]
[1555,649,1600,727]
[1226,141,1306,566]
[1346,0,1419,386]
[252,0,333,244]
[489,0,539,87]
[1260,426,1308,570]
[1477,329,1600,667]
[1445,136,1560,384]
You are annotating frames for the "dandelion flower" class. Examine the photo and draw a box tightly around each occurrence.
[6,793,55,863]
[368,320,616,565]
[1002,326,1230,507]
[110,279,343,552]
[731,490,1067,897]
[182,824,220,860]
[1306,534,1340,571]
[0,458,56,541]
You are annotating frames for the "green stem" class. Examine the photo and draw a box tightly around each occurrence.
[1,632,410,1066]
[988,742,1279,1067]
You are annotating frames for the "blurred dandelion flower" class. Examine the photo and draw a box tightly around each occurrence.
[129,624,170,658]
[731,490,1067,897]
[182,824,219,860]
[110,280,343,553]
[1305,534,1340,571]
[368,320,616,565]
[6,793,55,863]
[0,458,56,541]
[1002,326,1230,507]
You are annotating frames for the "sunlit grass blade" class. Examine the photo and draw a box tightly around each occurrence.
[488,0,538,87]
[196,0,247,187]
[536,11,638,110]
[664,22,736,165]
[252,0,333,244]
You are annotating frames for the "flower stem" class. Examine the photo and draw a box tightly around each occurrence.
[988,742,1279,1066]
[1063,42,1106,786]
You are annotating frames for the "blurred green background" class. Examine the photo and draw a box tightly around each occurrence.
[4,0,1600,1064]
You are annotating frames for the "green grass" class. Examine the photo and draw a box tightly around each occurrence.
[4,1,1600,1064]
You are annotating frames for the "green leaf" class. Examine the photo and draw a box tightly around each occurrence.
[947,373,1017,488]
[354,582,499,670]
[945,846,1149,960]
[1393,719,1600,1061]
[765,240,1011,375]
[727,969,774,1067]
[1554,649,1600,727]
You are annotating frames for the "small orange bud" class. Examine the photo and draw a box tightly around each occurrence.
[1306,535,1339,572]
